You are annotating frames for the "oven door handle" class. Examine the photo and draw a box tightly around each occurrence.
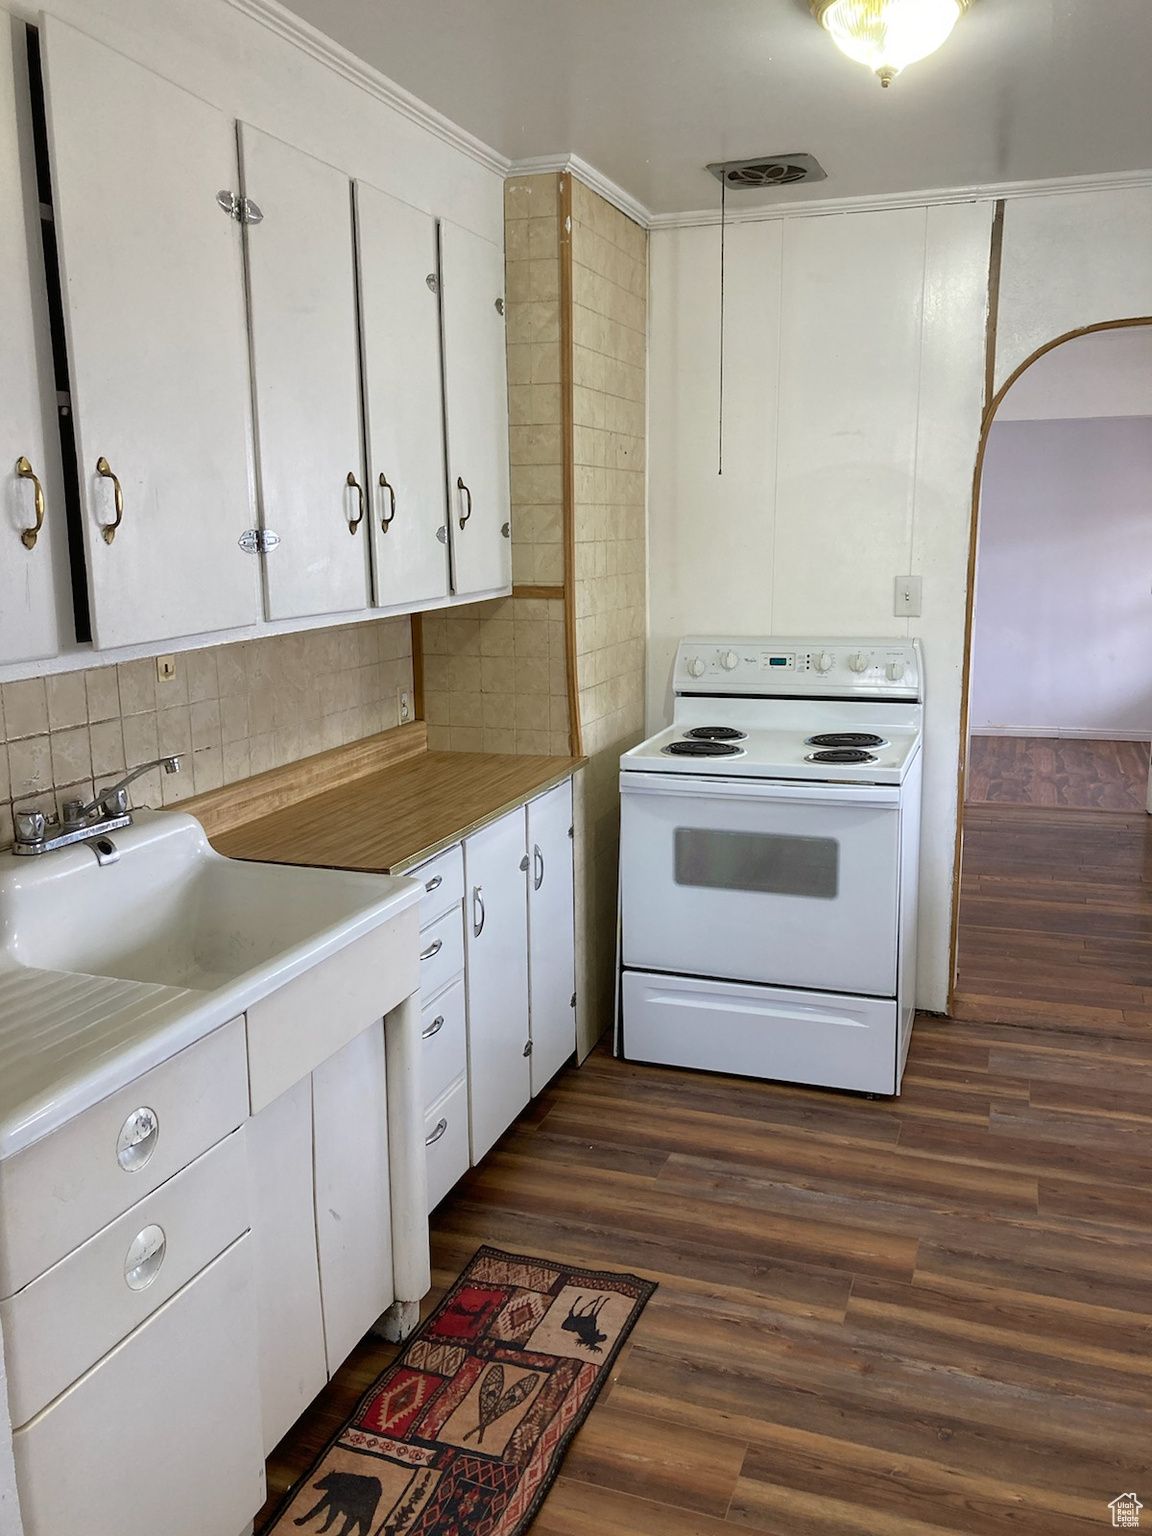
[618,771,901,809]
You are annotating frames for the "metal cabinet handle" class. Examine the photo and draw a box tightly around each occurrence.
[16,457,45,550]
[533,844,545,891]
[425,1117,448,1147]
[472,884,485,938]
[422,1014,445,1040]
[95,456,124,544]
[457,476,472,530]
[420,938,443,961]
[425,874,443,893]
[116,1106,159,1172]
[378,473,396,530]
[124,1223,166,1291]
[346,471,365,533]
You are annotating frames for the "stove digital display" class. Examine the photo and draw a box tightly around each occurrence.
[760,653,794,670]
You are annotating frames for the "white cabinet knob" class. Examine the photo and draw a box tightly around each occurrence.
[848,653,870,674]
[721,650,740,671]
[686,656,706,678]
[886,660,906,682]
[814,652,834,673]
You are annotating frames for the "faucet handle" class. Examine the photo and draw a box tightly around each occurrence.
[61,798,88,827]
[14,810,47,845]
[102,787,131,817]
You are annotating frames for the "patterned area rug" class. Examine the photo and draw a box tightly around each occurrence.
[260,1246,657,1536]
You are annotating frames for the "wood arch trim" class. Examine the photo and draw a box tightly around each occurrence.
[947,311,1152,1011]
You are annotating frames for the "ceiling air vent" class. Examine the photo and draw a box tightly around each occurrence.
[707,154,827,190]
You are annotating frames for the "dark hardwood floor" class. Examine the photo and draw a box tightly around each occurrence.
[261,1023,1152,1535]
[966,735,1149,812]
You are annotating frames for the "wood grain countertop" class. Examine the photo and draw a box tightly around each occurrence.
[185,723,584,875]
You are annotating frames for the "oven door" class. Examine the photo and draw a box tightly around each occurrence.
[620,771,901,997]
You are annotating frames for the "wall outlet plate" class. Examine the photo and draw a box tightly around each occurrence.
[398,689,411,723]
[156,655,176,682]
[894,576,922,618]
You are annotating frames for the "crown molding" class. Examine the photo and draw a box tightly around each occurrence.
[507,154,653,229]
[223,0,511,177]
[647,167,1152,229]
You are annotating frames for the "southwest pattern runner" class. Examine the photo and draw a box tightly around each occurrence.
[260,1246,656,1536]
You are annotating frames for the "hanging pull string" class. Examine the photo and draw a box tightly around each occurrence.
[718,169,726,476]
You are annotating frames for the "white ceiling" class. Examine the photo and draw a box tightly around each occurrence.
[279,0,1152,218]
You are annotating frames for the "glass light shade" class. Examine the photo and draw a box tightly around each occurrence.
[812,0,968,86]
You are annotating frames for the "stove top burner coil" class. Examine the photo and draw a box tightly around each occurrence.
[685,726,747,742]
[805,748,877,765]
[663,739,744,758]
[805,732,887,749]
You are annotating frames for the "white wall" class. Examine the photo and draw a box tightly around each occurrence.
[648,202,992,1013]
[997,326,1152,421]
[648,183,1152,1013]
[970,416,1152,738]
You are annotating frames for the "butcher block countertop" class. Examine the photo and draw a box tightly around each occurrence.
[185,722,584,875]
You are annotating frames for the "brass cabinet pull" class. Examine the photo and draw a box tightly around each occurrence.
[15,457,45,550]
[378,473,396,530]
[95,456,124,544]
[457,476,472,529]
[346,471,365,534]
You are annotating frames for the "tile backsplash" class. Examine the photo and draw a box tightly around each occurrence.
[0,618,414,849]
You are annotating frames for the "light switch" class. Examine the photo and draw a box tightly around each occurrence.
[894,576,922,618]
[156,655,176,683]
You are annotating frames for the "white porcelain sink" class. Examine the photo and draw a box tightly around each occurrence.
[0,810,422,1156]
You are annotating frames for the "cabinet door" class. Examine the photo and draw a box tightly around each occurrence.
[464,810,530,1161]
[440,219,512,598]
[313,1023,393,1373]
[0,21,63,664]
[528,781,577,1093]
[40,18,258,650]
[239,124,370,620]
[12,1237,264,1536]
[356,182,450,609]
[246,1078,327,1455]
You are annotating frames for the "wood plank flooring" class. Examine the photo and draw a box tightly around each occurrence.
[954,804,1152,1033]
[260,1024,1152,1535]
[966,735,1149,812]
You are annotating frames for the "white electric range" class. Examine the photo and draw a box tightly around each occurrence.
[618,637,923,1096]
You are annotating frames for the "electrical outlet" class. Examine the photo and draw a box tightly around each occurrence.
[398,689,411,723]
[894,576,922,618]
[156,655,176,683]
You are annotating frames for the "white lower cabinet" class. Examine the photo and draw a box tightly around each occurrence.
[527,781,578,1094]
[12,1235,264,1536]
[424,1080,470,1211]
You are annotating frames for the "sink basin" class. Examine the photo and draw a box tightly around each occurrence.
[0,810,417,992]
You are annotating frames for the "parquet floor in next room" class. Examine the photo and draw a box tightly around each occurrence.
[263,1021,1152,1536]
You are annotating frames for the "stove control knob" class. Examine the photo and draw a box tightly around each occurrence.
[886,659,906,682]
[848,652,871,673]
[721,650,740,671]
[686,656,706,678]
[814,652,834,673]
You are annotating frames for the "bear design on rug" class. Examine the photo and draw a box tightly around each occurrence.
[294,1470,382,1536]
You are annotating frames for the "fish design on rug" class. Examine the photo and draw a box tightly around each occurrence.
[293,1470,381,1536]
[561,1294,610,1353]
[462,1364,538,1445]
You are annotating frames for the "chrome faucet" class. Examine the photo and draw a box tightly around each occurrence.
[11,756,181,858]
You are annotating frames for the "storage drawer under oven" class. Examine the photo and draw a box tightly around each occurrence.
[622,969,900,1096]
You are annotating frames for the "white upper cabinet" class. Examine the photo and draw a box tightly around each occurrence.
[40,18,258,651]
[355,182,450,610]
[239,124,370,621]
[0,21,62,665]
[440,219,512,598]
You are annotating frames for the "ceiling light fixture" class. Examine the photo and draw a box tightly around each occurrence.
[809,0,970,88]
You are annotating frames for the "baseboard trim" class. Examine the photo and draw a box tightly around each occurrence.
[970,727,1151,742]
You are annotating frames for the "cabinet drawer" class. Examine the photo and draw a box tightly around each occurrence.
[2,1127,248,1428]
[417,906,464,1003]
[412,845,464,929]
[0,1018,247,1298]
[12,1234,265,1536]
[421,979,466,1110]
[424,1079,469,1212]
[247,909,420,1114]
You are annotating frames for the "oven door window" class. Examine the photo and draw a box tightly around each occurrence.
[675,827,839,899]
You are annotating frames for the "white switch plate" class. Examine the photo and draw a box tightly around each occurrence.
[156,654,176,682]
[894,576,922,618]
